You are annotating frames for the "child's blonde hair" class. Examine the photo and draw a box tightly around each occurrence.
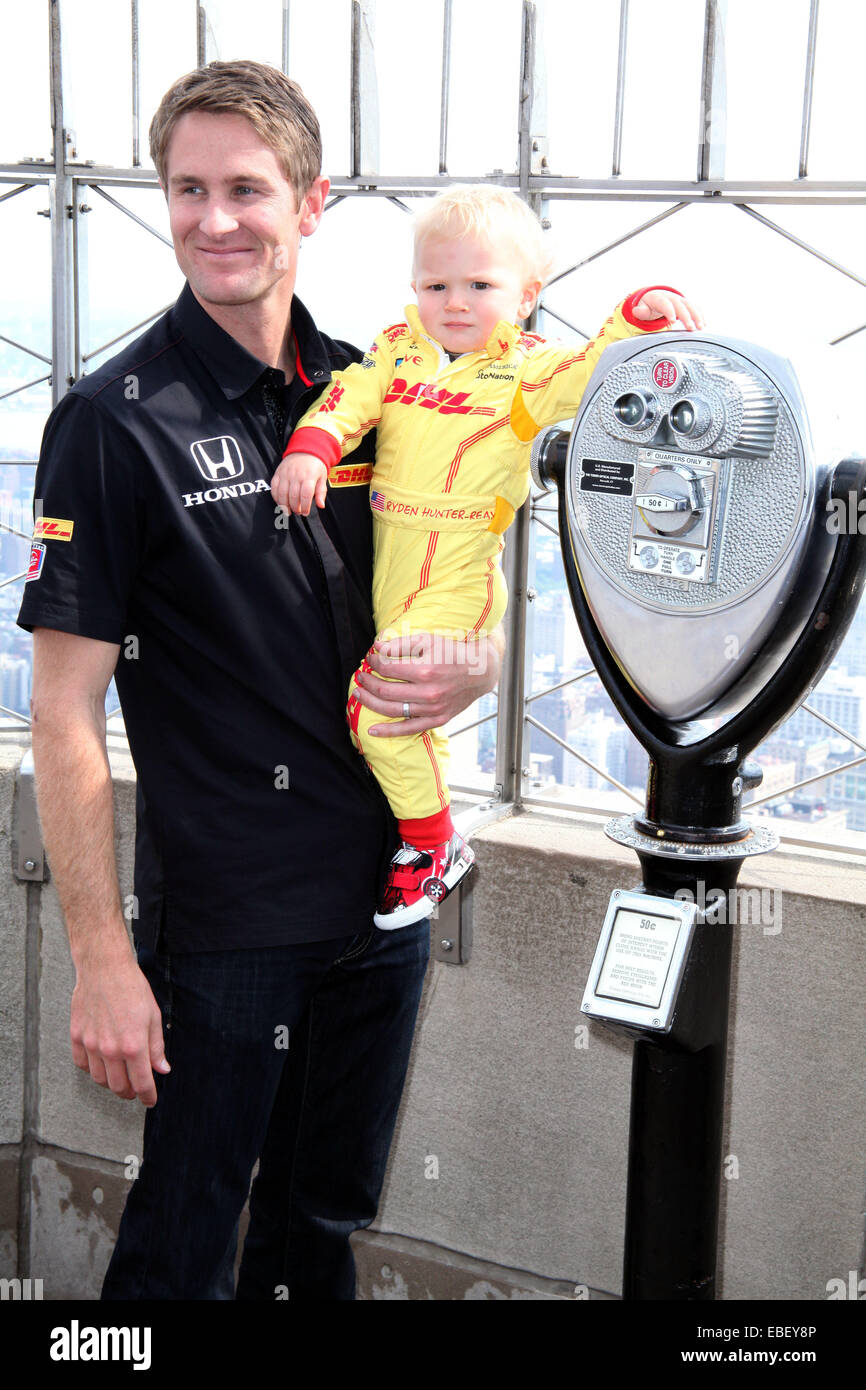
[413,184,554,285]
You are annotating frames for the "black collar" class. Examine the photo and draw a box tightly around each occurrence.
[171,281,333,399]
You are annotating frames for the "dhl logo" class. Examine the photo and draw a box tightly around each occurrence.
[329,463,374,488]
[34,516,74,541]
[383,379,473,415]
[317,383,345,414]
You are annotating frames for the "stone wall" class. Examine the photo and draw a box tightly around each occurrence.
[1,742,863,1300]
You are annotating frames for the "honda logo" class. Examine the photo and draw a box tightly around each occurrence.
[190,436,245,481]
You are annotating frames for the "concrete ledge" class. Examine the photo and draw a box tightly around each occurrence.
[0,737,30,1148]
[352,1228,613,1300]
[2,742,863,1300]
[0,1148,19,1274]
[28,1147,130,1301]
[372,807,866,1301]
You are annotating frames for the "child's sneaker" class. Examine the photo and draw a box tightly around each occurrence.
[374,832,475,929]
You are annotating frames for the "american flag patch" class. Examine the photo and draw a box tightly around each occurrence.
[371,490,385,512]
[25,542,46,582]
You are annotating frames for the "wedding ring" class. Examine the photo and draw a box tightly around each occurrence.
[402,701,411,719]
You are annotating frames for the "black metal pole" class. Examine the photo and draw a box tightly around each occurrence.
[622,857,740,1300]
[550,454,866,1300]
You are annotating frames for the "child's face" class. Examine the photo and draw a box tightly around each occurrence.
[412,232,540,354]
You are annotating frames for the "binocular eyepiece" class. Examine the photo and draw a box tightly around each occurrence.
[610,389,711,439]
[614,390,659,430]
[531,333,834,726]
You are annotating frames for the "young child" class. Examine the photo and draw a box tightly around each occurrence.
[271,185,703,929]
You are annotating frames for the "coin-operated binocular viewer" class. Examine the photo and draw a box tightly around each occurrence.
[531,334,866,1300]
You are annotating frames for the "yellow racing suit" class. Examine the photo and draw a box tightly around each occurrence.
[286,291,675,824]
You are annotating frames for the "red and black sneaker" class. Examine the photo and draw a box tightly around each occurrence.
[374,832,476,930]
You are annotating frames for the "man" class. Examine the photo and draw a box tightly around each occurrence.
[18,60,499,1300]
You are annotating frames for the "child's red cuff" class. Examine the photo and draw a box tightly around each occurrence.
[282,427,342,473]
[399,807,454,850]
[622,285,684,331]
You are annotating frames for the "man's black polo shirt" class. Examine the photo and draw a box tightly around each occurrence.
[18,283,395,951]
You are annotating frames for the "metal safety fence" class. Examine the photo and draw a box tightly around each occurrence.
[2,0,865,849]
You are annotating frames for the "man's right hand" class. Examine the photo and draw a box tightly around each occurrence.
[70,943,170,1107]
[31,628,171,1110]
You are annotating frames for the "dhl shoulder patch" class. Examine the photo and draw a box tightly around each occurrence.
[34,516,74,541]
[383,322,410,345]
[329,462,374,489]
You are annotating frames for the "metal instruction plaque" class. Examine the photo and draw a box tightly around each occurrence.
[582,889,698,1032]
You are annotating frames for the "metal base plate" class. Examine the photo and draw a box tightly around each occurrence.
[605,814,779,861]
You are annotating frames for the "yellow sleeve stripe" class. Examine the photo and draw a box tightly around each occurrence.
[487,496,515,534]
[510,382,538,442]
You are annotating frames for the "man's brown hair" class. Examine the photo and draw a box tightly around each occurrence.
[149,59,322,201]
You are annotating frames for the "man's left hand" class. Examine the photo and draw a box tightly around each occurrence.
[353,630,502,736]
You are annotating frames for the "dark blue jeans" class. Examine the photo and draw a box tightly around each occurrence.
[101,921,430,1300]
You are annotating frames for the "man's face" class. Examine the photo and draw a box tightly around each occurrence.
[163,110,326,310]
[412,232,540,354]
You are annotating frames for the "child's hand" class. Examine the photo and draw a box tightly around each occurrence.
[271,452,328,515]
[633,290,705,332]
